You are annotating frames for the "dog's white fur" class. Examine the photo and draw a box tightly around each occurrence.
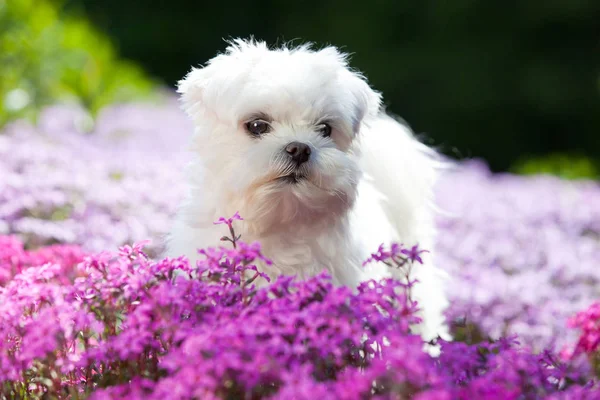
[167,39,449,341]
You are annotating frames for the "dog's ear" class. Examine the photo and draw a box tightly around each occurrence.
[178,39,267,123]
[316,47,382,134]
[177,65,212,122]
[177,49,235,121]
[177,57,241,122]
[346,74,382,133]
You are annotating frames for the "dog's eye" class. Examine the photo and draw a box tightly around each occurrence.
[318,123,332,137]
[245,119,271,136]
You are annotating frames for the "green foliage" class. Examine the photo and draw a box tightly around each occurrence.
[511,153,599,180]
[0,0,155,126]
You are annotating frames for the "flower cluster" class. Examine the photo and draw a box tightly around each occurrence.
[563,302,600,377]
[0,225,597,399]
[3,101,600,398]
[436,160,600,350]
[0,234,86,285]
[0,99,191,255]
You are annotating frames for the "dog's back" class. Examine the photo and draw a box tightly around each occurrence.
[355,114,450,341]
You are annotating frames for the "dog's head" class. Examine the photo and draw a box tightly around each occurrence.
[179,39,381,231]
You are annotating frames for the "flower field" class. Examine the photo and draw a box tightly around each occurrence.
[1,99,599,398]
[437,160,600,350]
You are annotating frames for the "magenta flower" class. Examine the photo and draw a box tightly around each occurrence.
[363,243,427,267]
[213,211,243,227]
[565,302,600,356]
[1,229,596,399]
[118,240,151,260]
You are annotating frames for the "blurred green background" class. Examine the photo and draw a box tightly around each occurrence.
[2,0,599,175]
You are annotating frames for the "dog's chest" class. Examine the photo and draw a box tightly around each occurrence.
[252,228,363,286]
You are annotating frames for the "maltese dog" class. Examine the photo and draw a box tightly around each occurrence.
[167,39,449,341]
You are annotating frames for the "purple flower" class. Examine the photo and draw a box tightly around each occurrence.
[2,101,600,398]
[3,231,597,398]
[401,244,428,264]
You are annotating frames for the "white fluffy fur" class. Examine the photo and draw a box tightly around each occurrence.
[166,39,449,341]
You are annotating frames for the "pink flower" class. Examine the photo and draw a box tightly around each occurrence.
[567,302,600,356]
[118,240,151,259]
[213,212,243,227]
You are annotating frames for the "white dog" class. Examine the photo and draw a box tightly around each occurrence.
[167,39,449,341]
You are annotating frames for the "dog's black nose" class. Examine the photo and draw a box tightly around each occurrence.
[285,142,311,165]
